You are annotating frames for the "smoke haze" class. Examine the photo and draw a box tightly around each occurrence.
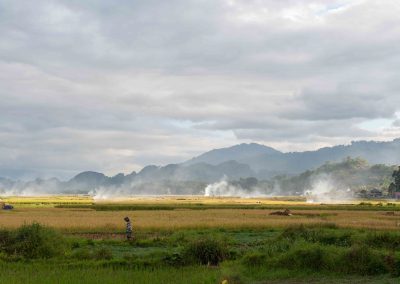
[304,174,353,203]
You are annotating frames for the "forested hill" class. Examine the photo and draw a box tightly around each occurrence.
[185,139,400,176]
[0,158,397,197]
[0,139,399,196]
[266,157,397,196]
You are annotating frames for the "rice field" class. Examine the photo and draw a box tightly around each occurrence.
[1,196,400,232]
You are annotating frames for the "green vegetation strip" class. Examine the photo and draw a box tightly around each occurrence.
[55,203,400,211]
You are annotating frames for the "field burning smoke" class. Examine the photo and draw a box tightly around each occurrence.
[304,174,353,203]
[204,178,268,197]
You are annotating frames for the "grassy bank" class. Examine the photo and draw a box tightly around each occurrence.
[1,223,400,283]
[0,264,220,284]
[1,263,398,284]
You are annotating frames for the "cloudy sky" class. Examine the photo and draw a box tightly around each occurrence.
[1,0,400,180]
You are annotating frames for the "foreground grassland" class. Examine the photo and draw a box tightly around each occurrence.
[1,224,400,284]
[1,196,400,283]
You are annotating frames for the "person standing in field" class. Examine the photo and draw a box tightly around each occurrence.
[124,217,133,240]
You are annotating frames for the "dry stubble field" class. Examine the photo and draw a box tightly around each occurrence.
[1,196,400,232]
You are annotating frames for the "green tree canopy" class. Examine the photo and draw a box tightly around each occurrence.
[391,166,400,192]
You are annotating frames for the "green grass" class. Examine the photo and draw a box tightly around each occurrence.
[2,224,400,283]
[0,262,398,284]
[0,264,221,284]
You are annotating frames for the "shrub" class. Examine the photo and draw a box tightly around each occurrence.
[363,232,400,250]
[163,252,185,266]
[279,225,351,247]
[343,244,387,275]
[262,238,292,257]
[10,223,65,259]
[71,248,93,260]
[0,229,14,252]
[278,243,330,270]
[71,247,113,260]
[93,247,113,260]
[242,251,267,266]
[392,253,400,276]
[183,237,228,265]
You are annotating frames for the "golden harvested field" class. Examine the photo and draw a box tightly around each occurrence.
[94,196,309,205]
[1,207,400,232]
[1,196,400,232]
[0,195,93,207]
[2,195,398,206]
[93,196,396,206]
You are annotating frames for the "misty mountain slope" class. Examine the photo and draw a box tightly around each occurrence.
[64,171,108,193]
[247,139,400,175]
[1,139,400,196]
[68,171,107,185]
[184,139,400,177]
[269,157,396,195]
[133,161,255,183]
[176,160,255,182]
[184,143,281,166]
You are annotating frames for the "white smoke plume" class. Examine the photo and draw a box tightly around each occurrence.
[0,179,61,196]
[89,186,130,200]
[204,177,268,197]
[88,182,177,200]
[304,174,353,203]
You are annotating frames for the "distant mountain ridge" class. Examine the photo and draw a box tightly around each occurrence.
[185,139,400,176]
[184,143,281,166]
[0,138,399,195]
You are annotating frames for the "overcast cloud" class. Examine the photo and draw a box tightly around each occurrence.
[1,0,400,180]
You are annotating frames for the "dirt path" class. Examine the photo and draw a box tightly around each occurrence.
[67,232,127,240]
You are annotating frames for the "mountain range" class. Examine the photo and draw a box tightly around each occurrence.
[1,138,400,195]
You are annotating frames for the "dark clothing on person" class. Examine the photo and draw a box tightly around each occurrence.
[124,217,133,240]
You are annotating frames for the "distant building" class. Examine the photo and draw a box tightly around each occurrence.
[395,192,400,200]
[369,188,383,198]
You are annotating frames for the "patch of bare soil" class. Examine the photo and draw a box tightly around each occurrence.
[68,233,127,240]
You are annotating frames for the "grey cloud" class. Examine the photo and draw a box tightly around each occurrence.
[0,0,400,179]
[290,84,398,120]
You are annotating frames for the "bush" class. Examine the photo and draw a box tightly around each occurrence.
[71,248,93,260]
[343,244,387,275]
[163,252,185,266]
[262,238,292,257]
[242,251,267,266]
[279,225,351,247]
[277,242,335,271]
[392,253,400,276]
[93,247,113,260]
[0,229,13,252]
[71,247,113,261]
[183,237,228,265]
[1,223,65,259]
[363,232,400,250]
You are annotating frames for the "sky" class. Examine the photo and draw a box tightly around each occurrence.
[1,0,400,180]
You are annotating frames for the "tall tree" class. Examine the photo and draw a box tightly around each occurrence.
[390,166,400,195]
